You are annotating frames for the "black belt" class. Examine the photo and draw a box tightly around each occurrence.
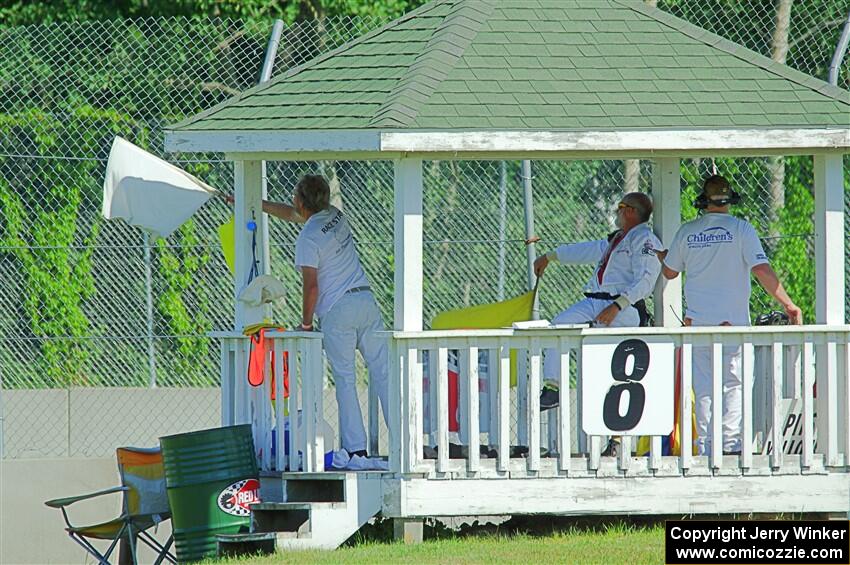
[584,292,619,300]
[584,293,651,327]
[345,286,371,295]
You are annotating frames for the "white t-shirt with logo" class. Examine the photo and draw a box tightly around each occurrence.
[665,213,769,325]
[294,206,370,318]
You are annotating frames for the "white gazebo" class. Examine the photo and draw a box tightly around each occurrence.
[166,0,850,550]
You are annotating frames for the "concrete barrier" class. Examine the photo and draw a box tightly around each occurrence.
[1,457,173,564]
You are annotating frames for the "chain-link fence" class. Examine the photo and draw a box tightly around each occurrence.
[1,3,849,458]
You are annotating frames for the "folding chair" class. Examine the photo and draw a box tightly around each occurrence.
[45,446,176,564]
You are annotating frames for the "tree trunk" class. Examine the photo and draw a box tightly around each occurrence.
[624,159,640,194]
[767,0,793,239]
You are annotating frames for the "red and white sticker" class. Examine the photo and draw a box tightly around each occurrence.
[217,478,261,516]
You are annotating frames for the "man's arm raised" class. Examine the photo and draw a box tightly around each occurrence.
[263,200,305,223]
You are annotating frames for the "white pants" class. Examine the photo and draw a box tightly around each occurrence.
[692,334,744,455]
[320,291,389,452]
[543,298,640,383]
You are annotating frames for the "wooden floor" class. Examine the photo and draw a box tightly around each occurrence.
[267,457,850,520]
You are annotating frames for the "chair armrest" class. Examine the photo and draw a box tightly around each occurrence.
[45,486,127,508]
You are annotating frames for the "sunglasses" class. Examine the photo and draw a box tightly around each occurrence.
[617,202,635,210]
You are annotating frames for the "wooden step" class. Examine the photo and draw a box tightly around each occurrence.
[217,531,312,558]
[283,474,347,502]
[216,532,276,558]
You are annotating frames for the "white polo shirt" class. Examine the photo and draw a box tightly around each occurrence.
[665,213,769,325]
[553,222,662,305]
[294,206,370,318]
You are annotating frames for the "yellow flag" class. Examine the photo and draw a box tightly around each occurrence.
[431,289,536,330]
[218,215,235,275]
[430,289,536,387]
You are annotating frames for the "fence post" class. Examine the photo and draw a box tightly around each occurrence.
[143,232,157,388]
[497,161,507,300]
[521,160,538,320]
[829,10,850,85]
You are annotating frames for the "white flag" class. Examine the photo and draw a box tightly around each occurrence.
[102,137,216,239]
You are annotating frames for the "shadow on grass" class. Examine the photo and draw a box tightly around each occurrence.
[343,511,823,548]
[343,514,667,547]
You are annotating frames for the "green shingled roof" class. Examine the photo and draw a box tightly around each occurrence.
[170,0,850,132]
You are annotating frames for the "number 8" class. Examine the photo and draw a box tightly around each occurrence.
[602,339,650,431]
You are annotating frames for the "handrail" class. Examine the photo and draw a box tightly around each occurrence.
[388,324,850,340]
[216,332,325,472]
[389,326,850,476]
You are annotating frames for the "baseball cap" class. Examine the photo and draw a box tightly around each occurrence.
[703,175,732,201]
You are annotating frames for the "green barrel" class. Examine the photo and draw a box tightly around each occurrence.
[160,425,260,562]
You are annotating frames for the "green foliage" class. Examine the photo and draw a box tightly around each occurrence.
[772,157,815,323]
[0,0,427,27]
[0,106,135,385]
[154,221,214,382]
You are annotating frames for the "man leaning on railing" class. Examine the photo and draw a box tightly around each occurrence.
[262,175,390,460]
[656,174,802,457]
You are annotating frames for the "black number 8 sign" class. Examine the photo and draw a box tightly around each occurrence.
[602,339,650,431]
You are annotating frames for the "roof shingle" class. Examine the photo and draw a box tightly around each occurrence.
[169,0,850,133]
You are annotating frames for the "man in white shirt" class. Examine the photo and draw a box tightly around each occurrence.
[263,175,389,458]
[533,192,662,442]
[658,175,802,456]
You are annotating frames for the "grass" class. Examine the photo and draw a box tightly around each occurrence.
[208,522,665,564]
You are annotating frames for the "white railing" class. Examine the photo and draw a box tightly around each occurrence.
[213,331,325,472]
[388,325,850,477]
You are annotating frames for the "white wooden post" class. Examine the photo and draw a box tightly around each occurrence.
[814,154,845,325]
[651,158,682,327]
[233,160,269,331]
[814,154,845,463]
[393,159,424,331]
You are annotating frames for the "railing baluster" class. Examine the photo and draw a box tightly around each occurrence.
[436,347,449,473]
[405,343,423,473]
[467,344,480,473]
[313,338,325,472]
[488,347,499,461]
[301,339,315,472]
[825,336,839,466]
[770,338,783,469]
[274,339,285,472]
[288,342,301,471]
[528,339,541,472]
[547,405,558,456]
[458,347,470,451]
[369,343,380,457]
[650,436,661,471]
[517,348,528,448]
[220,339,234,427]
[680,339,692,471]
[498,342,510,473]
[422,347,430,454]
[711,341,723,470]
[802,337,815,469]
[308,338,326,472]
[741,337,754,470]
[618,436,631,472]
[234,341,248,425]
[576,345,587,456]
[844,336,850,469]
[260,344,272,471]
[388,339,402,473]
[558,337,571,473]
